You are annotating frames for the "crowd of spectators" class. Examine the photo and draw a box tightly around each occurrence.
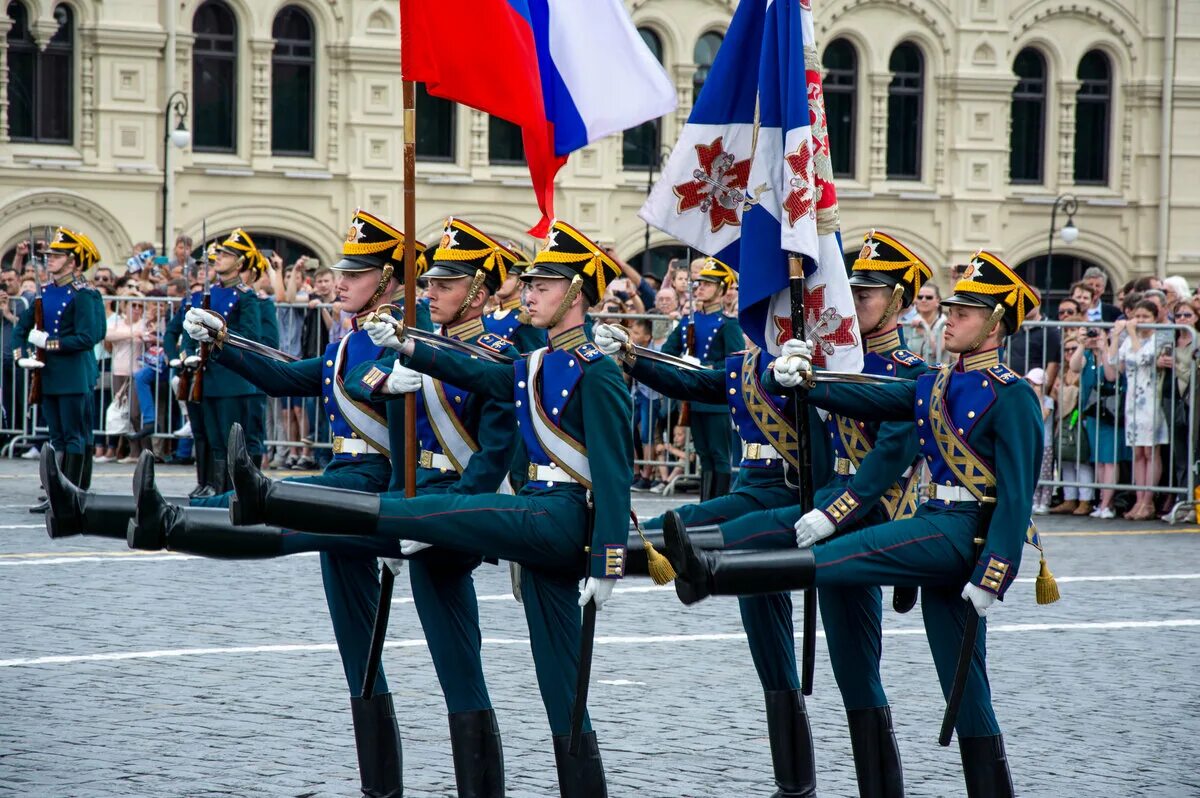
[2,236,1199,514]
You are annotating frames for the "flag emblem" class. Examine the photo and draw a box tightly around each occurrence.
[771,284,857,366]
[783,139,815,227]
[673,137,752,233]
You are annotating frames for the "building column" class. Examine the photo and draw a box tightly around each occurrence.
[867,73,890,186]
[1055,79,1080,189]
[0,15,11,146]
[249,38,274,161]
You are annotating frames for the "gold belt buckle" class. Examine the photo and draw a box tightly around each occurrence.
[528,463,539,481]
[745,443,761,460]
[926,483,938,500]
[332,436,344,455]
[419,450,434,469]
[834,458,853,475]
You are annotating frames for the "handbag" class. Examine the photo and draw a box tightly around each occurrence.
[105,384,132,436]
[1059,411,1091,463]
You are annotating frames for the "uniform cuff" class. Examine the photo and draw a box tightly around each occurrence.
[591,544,626,579]
[971,553,1015,598]
[821,488,862,529]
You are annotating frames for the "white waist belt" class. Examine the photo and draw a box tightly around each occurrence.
[331,436,384,457]
[419,450,455,472]
[742,442,781,461]
[928,484,982,503]
[527,463,580,485]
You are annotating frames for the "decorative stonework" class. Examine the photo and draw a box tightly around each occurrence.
[0,16,11,144]
[249,39,274,158]
[868,74,889,185]
[1056,80,1080,187]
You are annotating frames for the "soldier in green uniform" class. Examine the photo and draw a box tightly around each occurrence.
[17,227,106,510]
[191,229,267,493]
[39,210,415,797]
[244,255,279,466]
[220,220,630,797]
[661,258,743,500]
[664,251,1045,798]
[484,238,546,353]
[163,246,217,496]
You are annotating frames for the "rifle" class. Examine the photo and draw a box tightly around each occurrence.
[187,221,211,403]
[27,224,44,407]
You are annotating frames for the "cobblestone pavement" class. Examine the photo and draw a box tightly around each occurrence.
[2,461,1199,797]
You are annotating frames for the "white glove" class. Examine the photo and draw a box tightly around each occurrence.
[168,357,182,368]
[773,338,814,388]
[26,329,49,349]
[962,583,997,617]
[682,354,702,367]
[400,540,431,557]
[183,355,202,368]
[579,577,616,610]
[183,307,224,342]
[17,357,44,370]
[794,508,836,549]
[383,359,422,395]
[593,323,628,356]
[364,315,405,351]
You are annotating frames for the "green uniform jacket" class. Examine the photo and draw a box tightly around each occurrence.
[806,358,1042,598]
[662,309,743,414]
[14,281,105,395]
[403,327,634,580]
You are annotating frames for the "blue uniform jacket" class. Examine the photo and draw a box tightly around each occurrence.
[662,307,744,413]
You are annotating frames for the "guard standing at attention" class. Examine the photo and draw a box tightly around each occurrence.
[661,257,743,500]
[665,251,1052,798]
[220,220,631,798]
[17,227,106,511]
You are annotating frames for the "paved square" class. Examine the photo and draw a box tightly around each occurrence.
[2,461,1198,796]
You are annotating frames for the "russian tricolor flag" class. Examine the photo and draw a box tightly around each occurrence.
[401,0,676,236]
[639,0,861,372]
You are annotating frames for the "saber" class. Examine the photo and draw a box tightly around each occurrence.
[366,307,519,364]
[197,323,300,363]
[630,341,910,385]
[568,599,598,755]
[939,536,988,746]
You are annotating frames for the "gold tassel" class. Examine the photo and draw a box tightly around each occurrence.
[644,538,677,586]
[1035,555,1060,605]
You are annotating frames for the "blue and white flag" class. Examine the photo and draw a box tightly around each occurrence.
[639,0,861,370]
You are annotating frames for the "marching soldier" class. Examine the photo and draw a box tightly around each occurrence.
[40,210,410,797]
[164,247,216,496]
[244,255,279,467]
[661,257,743,500]
[484,238,546,352]
[17,228,106,510]
[219,220,630,797]
[664,251,1047,798]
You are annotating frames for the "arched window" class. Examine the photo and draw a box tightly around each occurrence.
[193,1,238,152]
[623,28,664,170]
[415,82,456,161]
[271,6,315,156]
[6,2,73,143]
[1010,48,1047,184]
[1074,50,1111,185]
[822,38,856,179]
[886,42,923,180]
[693,31,723,96]
[489,117,524,165]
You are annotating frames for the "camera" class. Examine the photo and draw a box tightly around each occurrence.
[1085,329,1100,338]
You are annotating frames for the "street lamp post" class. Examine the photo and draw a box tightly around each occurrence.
[161,90,191,255]
[1044,193,1079,296]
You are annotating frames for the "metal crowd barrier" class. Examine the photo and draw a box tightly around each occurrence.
[1007,319,1197,524]
[4,298,1193,520]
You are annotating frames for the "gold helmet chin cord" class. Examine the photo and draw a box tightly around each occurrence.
[546,275,583,329]
[870,283,906,334]
[450,270,488,323]
[363,264,395,313]
[967,304,1007,352]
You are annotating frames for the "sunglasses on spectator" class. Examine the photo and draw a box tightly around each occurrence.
[1177,311,1197,320]
[1058,308,1076,316]
[916,294,936,300]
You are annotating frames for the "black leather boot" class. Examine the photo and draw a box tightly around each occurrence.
[959,735,1014,798]
[623,523,724,576]
[42,446,135,540]
[351,692,404,798]
[127,452,283,557]
[892,587,918,614]
[699,470,714,501]
[210,455,228,495]
[448,709,505,798]
[711,470,732,498]
[188,439,211,498]
[662,511,816,605]
[31,450,77,514]
[227,424,380,532]
[551,732,607,798]
[765,689,817,798]
[847,706,904,798]
[78,449,94,491]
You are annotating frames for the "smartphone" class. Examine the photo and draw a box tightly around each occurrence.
[260,248,276,261]
[153,255,169,266]
[305,258,320,271]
